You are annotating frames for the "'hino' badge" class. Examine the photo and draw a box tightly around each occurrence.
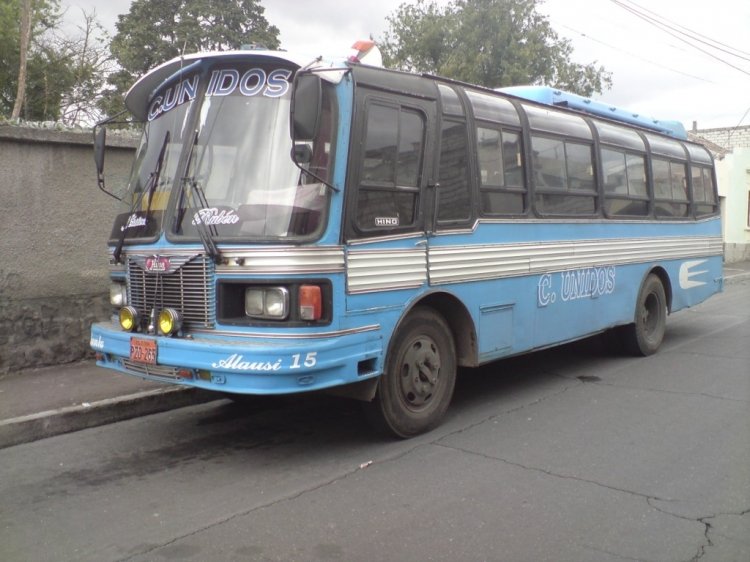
[145,256,171,273]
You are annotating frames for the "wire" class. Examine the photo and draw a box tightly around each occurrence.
[616,0,750,59]
[557,23,714,83]
[610,0,750,77]
[723,105,750,148]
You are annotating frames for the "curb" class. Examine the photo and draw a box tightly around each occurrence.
[0,386,218,449]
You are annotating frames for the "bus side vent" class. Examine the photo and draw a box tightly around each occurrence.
[357,358,378,377]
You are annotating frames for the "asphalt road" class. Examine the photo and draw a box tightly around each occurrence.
[1,280,748,562]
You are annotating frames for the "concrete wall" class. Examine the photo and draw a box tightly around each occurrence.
[696,126,750,263]
[0,125,137,374]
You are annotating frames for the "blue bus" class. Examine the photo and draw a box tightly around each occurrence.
[91,47,722,437]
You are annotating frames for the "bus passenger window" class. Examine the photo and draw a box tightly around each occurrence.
[652,159,672,199]
[694,166,718,217]
[566,143,594,190]
[671,162,688,200]
[601,148,649,217]
[602,149,627,194]
[437,119,471,223]
[532,137,566,189]
[503,132,523,186]
[478,127,525,215]
[477,128,503,187]
[531,135,596,216]
[626,154,647,197]
[653,157,689,217]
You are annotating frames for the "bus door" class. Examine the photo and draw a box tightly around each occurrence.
[344,90,437,313]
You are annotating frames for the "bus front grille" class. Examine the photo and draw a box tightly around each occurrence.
[126,254,215,329]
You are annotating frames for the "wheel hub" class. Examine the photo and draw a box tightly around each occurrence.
[399,338,441,408]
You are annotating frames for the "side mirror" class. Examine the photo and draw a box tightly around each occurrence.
[93,125,121,200]
[291,143,313,164]
[291,72,322,142]
[94,126,106,177]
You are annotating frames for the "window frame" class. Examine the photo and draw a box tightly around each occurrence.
[600,145,650,218]
[475,121,527,216]
[530,133,598,217]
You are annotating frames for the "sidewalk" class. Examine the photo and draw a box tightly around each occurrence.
[0,361,216,449]
[1,261,749,449]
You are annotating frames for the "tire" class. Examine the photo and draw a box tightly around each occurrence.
[364,307,457,438]
[620,273,667,356]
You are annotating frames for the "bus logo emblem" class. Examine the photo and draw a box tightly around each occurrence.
[375,217,399,227]
[145,256,170,273]
[679,260,708,289]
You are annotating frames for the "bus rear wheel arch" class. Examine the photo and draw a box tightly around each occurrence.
[364,306,457,438]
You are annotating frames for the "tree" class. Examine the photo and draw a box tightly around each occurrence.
[56,11,114,125]
[0,0,112,123]
[381,0,611,96]
[0,0,59,119]
[101,0,281,119]
[11,0,31,118]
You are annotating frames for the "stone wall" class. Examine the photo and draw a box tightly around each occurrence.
[0,125,137,375]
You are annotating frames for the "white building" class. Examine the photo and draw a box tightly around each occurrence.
[691,125,750,263]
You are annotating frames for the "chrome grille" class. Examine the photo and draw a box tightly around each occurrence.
[122,360,181,380]
[127,254,215,329]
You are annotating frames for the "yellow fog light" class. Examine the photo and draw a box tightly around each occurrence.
[158,308,182,336]
[119,306,139,332]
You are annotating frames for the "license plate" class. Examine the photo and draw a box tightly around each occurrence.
[130,337,157,365]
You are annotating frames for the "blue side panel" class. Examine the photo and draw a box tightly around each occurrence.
[426,218,722,362]
[500,86,687,139]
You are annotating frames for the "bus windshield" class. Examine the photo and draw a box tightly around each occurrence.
[173,65,333,241]
[111,62,334,245]
[109,92,194,242]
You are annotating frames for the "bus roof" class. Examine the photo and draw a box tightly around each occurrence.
[499,86,687,140]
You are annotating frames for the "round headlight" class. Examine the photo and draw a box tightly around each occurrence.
[158,308,182,336]
[119,306,139,332]
[110,283,127,307]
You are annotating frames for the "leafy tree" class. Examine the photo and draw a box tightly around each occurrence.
[101,0,281,119]
[0,0,59,119]
[381,0,611,96]
[0,0,111,123]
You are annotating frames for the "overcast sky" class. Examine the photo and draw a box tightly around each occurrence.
[61,0,750,130]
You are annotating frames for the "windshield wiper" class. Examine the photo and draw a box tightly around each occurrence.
[113,131,170,264]
[174,132,221,264]
[184,177,221,263]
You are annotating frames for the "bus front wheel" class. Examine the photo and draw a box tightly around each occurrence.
[621,273,667,356]
[365,307,457,438]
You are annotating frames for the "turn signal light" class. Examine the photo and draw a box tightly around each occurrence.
[299,285,322,321]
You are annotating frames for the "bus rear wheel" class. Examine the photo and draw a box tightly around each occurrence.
[365,307,456,438]
[621,273,667,356]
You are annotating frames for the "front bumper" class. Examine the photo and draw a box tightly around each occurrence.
[90,321,383,395]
